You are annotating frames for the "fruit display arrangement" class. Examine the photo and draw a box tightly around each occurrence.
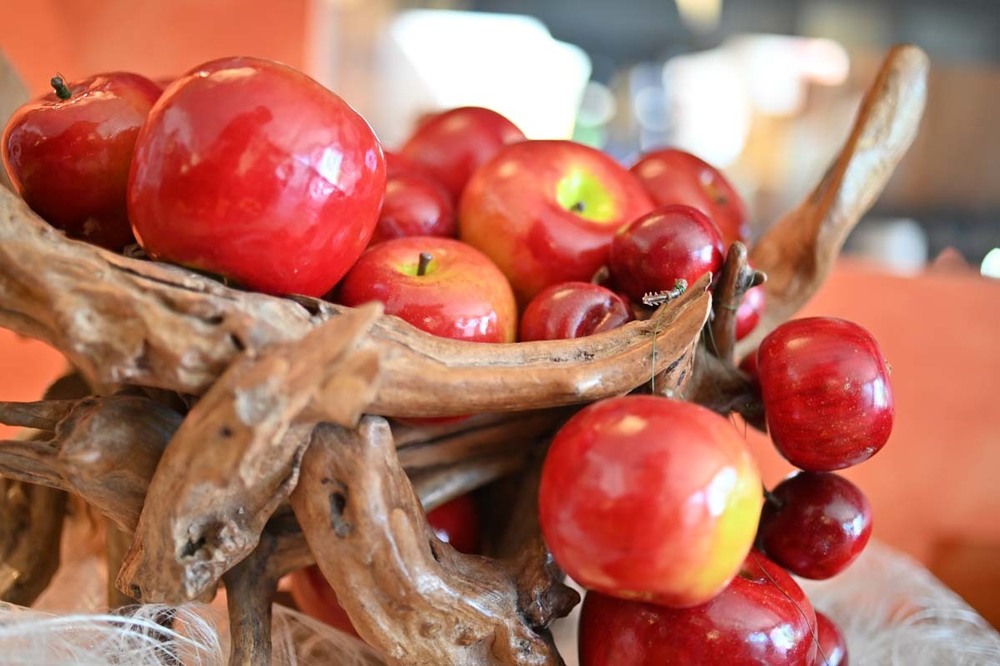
[0,43,930,665]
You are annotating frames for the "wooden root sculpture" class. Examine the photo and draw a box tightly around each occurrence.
[0,44,927,664]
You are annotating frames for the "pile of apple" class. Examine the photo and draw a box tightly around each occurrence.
[2,55,895,665]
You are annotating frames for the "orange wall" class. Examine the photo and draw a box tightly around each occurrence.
[0,0,310,95]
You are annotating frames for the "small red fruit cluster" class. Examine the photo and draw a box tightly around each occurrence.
[746,315,891,593]
[560,314,891,664]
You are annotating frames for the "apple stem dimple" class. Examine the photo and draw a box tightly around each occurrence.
[50,75,72,100]
[416,252,433,277]
[570,201,586,213]
[763,486,784,509]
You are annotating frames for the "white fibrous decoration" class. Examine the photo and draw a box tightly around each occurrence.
[0,539,997,665]
[800,541,1000,666]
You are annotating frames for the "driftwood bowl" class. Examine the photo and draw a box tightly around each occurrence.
[0,45,927,665]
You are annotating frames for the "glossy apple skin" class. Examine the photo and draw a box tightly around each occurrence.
[399,106,525,201]
[519,281,631,341]
[758,471,873,580]
[289,494,481,637]
[814,611,849,666]
[2,72,162,250]
[128,56,386,297]
[539,395,762,608]
[629,147,749,248]
[578,552,818,666]
[368,171,456,245]
[735,283,766,341]
[757,317,894,471]
[459,140,654,307]
[609,204,725,303]
[336,236,517,344]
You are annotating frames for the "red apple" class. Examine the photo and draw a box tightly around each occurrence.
[757,317,894,471]
[814,611,849,666]
[459,140,655,307]
[609,204,725,303]
[758,471,873,579]
[336,235,517,344]
[538,395,762,608]
[368,171,456,245]
[128,56,386,297]
[519,281,632,341]
[399,106,526,201]
[288,564,361,638]
[629,147,750,248]
[289,494,481,637]
[2,71,162,250]
[578,551,818,665]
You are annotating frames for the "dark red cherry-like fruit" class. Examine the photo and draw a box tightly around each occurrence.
[609,204,724,303]
[758,471,873,579]
[519,281,632,341]
[814,611,849,665]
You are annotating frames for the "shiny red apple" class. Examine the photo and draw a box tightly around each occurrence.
[399,105,526,201]
[629,147,749,248]
[459,139,654,307]
[757,317,894,471]
[758,471,873,579]
[519,281,631,341]
[368,171,455,245]
[578,551,818,665]
[538,395,762,608]
[289,494,481,637]
[128,56,386,297]
[814,611,849,666]
[609,204,725,303]
[2,71,162,250]
[336,235,517,344]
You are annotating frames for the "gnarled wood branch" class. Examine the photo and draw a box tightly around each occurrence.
[709,242,764,364]
[0,373,91,607]
[0,478,65,606]
[0,390,562,609]
[0,394,182,531]
[0,395,562,535]
[223,509,313,666]
[117,306,383,604]
[0,184,709,417]
[737,43,928,356]
[291,417,576,665]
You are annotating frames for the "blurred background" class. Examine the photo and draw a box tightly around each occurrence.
[1,0,999,625]
[4,0,997,271]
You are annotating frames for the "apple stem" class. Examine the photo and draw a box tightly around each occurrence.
[763,486,783,509]
[570,201,586,213]
[50,75,72,100]
[416,252,433,277]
